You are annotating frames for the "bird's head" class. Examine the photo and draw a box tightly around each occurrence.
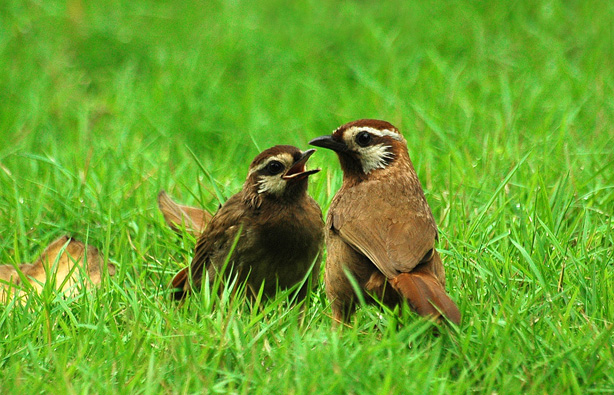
[309,119,409,181]
[244,145,320,206]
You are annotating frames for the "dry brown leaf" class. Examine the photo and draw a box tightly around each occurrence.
[0,236,116,303]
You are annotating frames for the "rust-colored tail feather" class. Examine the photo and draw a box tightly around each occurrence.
[390,272,461,324]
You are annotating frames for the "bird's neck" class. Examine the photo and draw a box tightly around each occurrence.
[341,152,418,189]
[242,181,309,209]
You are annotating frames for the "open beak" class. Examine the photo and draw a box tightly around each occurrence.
[308,135,348,152]
[282,149,320,181]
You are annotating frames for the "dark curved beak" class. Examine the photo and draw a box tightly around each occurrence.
[309,135,348,153]
[283,149,320,180]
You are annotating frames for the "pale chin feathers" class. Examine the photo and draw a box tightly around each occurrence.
[257,176,286,195]
[359,145,394,174]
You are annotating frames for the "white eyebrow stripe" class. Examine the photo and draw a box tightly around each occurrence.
[249,153,293,174]
[358,126,404,141]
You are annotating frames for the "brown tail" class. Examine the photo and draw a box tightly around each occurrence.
[389,271,461,325]
[158,190,211,237]
[170,267,191,300]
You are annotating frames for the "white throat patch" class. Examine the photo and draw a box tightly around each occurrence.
[257,176,286,195]
[359,145,394,174]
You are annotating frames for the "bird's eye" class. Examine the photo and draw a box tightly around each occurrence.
[266,160,284,175]
[355,131,372,147]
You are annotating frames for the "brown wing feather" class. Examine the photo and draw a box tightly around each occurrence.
[170,193,246,299]
[331,178,438,278]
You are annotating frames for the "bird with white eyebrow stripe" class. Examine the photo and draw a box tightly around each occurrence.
[310,119,461,324]
[171,145,324,302]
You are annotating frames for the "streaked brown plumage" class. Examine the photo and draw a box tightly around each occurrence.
[309,119,460,324]
[171,145,324,301]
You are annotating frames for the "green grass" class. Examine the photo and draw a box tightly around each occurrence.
[1,0,614,393]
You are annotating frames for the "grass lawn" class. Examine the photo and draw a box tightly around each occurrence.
[1,0,613,393]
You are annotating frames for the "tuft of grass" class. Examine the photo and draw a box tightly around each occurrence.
[1,0,614,393]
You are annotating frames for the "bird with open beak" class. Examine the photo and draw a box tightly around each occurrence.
[310,119,461,324]
[171,145,324,302]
